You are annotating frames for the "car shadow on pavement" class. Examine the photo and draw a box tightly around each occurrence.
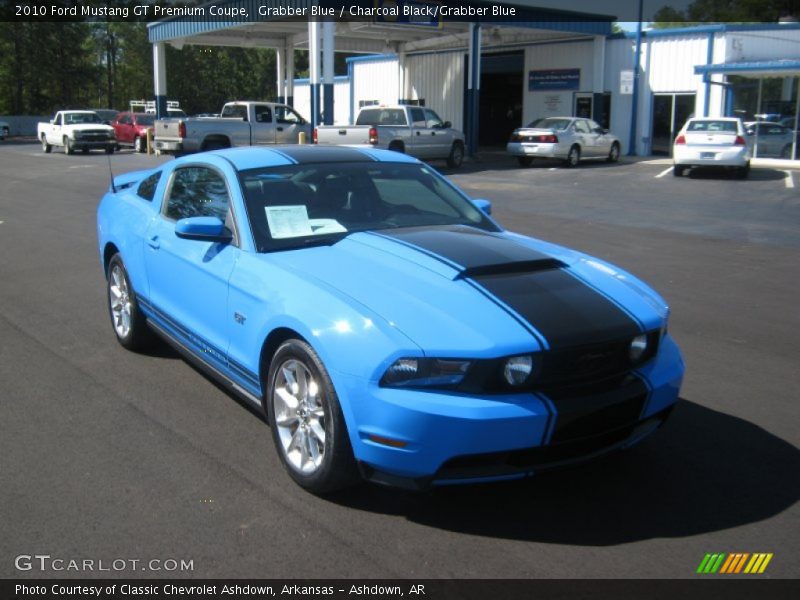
[329,399,800,545]
[686,167,787,181]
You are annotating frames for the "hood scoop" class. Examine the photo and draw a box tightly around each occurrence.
[456,258,566,280]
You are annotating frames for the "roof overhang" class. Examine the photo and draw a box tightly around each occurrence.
[695,60,800,78]
[147,0,613,52]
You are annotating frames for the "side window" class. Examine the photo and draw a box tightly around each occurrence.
[136,171,161,202]
[165,167,230,221]
[254,105,272,123]
[119,114,131,125]
[588,119,603,131]
[424,109,443,128]
[409,108,426,127]
[574,120,590,134]
[275,106,303,124]
[220,104,248,121]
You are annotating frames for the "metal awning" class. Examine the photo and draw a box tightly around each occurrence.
[147,0,613,52]
[695,60,800,78]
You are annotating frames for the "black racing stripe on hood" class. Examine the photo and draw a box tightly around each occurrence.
[380,225,552,270]
[471,268,643,348]
[274,145,377,163]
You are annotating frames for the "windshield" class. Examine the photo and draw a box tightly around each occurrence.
[526,117,572,130]
[64,112,101,124]
[240,162,496,252]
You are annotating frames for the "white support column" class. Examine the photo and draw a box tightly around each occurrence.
[466,23,481,156]
[593,35,606,126]
[276,44,286,103]
[152,42,167,119]
[286,46,295,107]
[308,20,321,128]
[398,51,406,104]
[322,21,335,125]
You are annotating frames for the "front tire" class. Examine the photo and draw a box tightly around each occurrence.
[607,142,620,163]
[41,135,52,153]
[105,146,115,155]
[564,145,580,167]
[134,136,144,153]
[106,255,152,351]
[446,142,464,168]
[64,137,73,155]
[267,339,359,494]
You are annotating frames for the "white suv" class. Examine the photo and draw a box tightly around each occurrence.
[673,117,751,178]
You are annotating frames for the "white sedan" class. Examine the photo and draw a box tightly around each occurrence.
[507,117,622,167]
[673,117,751,178]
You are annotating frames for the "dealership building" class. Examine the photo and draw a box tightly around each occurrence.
[147,1,800,159]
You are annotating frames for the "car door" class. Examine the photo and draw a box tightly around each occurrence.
[572,119,594,156]
[424,109,450,157]
[143,164,239,366]
[407,107,432,158]
[49,113,62,144]
[250,104,276,145]
[116,113,133,144]
[587,119,610,156]
[274,105,307,144]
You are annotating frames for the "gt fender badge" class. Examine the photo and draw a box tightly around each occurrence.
[234,312,246,325]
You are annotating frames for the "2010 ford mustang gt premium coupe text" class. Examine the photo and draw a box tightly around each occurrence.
[97,146,684,493]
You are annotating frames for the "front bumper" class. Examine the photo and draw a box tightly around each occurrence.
[506,141,563,159]
[673,145,749,167]
[334,334,684,488]
[72,138,115,150]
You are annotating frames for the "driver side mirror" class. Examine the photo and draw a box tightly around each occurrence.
[442,121,452,129]
[473,199,492,215]
[175,216,232,243]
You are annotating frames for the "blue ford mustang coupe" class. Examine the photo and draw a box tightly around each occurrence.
[97,146,684,493]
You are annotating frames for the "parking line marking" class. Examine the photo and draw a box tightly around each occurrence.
[783,170,795,189]
[548,167,558,171]
[68,165,96,169]
[655,166,674,178]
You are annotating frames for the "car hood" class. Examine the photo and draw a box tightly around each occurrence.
[64,123,114,132]
[266,225,668,356]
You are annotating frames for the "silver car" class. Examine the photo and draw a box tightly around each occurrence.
[744,121,796,159]
[507,117,622,167]
[0,120,9,140]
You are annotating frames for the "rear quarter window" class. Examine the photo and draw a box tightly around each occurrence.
[137,171,161,202]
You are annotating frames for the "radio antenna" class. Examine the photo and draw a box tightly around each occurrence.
[107,151,117,193]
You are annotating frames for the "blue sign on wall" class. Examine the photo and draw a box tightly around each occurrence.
[529,69,581,91]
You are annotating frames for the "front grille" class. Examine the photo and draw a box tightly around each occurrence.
[436,407,672,481]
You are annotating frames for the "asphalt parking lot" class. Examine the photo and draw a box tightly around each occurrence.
[1,142,798,579]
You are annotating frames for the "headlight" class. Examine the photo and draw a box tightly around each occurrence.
[503,355,534,386]
[629,334,648,362]
[108,130,115,139]
[381,358,471,388]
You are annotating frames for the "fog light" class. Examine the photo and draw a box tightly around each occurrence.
[503,355,533,386]
[630,334,648,362]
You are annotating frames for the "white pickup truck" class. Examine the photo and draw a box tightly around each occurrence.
[38,110,116,154]
[154,101,311,154]
[313,105,466,168]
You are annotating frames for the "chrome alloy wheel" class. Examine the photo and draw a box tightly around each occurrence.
[273,359,327,474]
[109,264,132,338]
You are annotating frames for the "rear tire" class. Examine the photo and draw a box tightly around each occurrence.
[673,164,685,177]
[201,138,230,151]
[446,142,464,168]
[737,162,750,179]
[517,156,533,167]
[388,141,405,154]
[564,145,580,167]
[41,135,52,153]
[106,255,153,352]
[267,339,359,494]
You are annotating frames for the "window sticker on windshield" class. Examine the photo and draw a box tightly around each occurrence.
[309,219,347,235]
[265,205,313,239]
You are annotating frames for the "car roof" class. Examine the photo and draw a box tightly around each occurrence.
[199,146,421,171]
[688,117,740,121]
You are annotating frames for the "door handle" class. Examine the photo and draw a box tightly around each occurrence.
[416,131,420,136]
[277,126,284,132]
[147,235,160,250]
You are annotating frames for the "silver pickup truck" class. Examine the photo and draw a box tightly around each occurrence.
[154,101,311,154]
[314,105,466,168]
